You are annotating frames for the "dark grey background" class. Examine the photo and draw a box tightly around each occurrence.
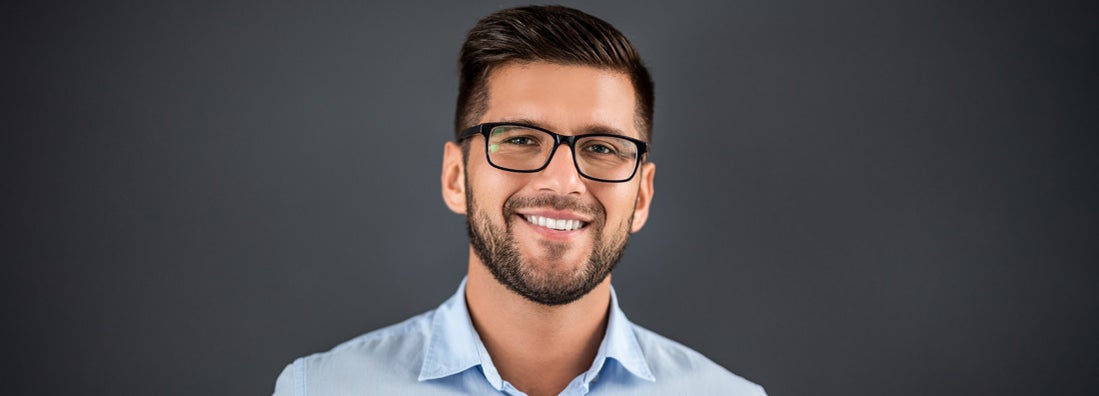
[4,1,1097,395]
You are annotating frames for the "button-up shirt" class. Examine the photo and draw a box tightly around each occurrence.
[273,279,765,395]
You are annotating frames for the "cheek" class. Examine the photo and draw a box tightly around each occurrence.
[592,186,638,224]
[467,162,521,213]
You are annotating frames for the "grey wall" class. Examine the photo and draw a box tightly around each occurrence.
[4,1,1097,395]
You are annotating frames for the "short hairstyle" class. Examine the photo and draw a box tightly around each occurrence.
[455,5,655,143]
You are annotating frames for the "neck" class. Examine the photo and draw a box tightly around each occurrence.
[465,247,611,396]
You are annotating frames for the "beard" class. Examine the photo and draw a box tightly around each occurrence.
[465,184,632,306]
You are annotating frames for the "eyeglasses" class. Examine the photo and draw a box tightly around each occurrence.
[458,122,649,183]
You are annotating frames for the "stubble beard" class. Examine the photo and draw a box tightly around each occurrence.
[465,182,632,306]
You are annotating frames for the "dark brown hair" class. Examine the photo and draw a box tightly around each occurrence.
[455,5,655,143]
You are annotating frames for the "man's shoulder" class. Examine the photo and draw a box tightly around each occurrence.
[325,310,433,357]
[631,323,767,395]
[305,309,432,363]
[273,310,434,395]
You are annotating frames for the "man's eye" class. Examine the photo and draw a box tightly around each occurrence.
[504,136,538,145]
[585,143,616,154]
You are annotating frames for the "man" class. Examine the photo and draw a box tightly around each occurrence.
[274,6,765,396]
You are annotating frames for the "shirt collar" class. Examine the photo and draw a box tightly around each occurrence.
[585,285,656,382]
[417,278,655,387]
[417,278,497,385]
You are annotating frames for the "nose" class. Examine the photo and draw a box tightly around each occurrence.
[533,143,586,195]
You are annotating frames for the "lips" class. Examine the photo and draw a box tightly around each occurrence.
[505,195,599,236]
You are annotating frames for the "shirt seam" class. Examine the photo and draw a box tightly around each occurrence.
[295,357,307,396]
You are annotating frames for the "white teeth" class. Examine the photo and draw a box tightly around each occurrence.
[524,215,585,231]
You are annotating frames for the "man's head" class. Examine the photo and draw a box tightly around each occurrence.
[454,5,654,143]
[441,6,656,306]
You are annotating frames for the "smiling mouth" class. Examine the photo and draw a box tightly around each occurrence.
[523,215,588,231]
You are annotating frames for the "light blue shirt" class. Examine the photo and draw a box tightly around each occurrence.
[273,279,765,395]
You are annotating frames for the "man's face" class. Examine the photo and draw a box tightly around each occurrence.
[448,62,655,306]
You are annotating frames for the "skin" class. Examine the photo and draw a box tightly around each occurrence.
[441,62,656,396]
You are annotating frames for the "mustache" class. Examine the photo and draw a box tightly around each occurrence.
[504,194,602,220]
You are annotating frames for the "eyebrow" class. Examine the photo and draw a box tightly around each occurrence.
[498,118,632,138]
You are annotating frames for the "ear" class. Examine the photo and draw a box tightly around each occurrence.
[629,161,656,233]
[441,142,467,214]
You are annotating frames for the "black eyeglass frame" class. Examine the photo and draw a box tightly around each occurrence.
[457,122,649,183]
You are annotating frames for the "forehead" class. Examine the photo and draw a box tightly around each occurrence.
[482,62,639,139]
